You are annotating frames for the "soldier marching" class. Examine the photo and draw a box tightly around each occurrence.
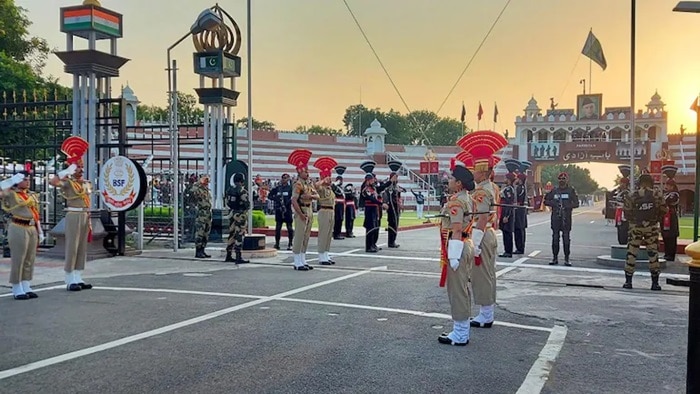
[191,174,213,259]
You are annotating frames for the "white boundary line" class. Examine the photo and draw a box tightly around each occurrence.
[528,250,541,257]
[0,266,385,381]
[516,325,568,394]
[496,257,529,278]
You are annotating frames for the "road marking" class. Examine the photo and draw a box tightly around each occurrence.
[0,266,386,381]
[496,257,529,278]
[590,220,595,224]
[496,261,690,279]
[516,325,568,394]
[528,250,541,257]
[65,286,554,333]
[0,284,64,298]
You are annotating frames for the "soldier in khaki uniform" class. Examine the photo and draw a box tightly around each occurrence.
[51,149,94,292]
[1,171,44,299]
[313,156,338,266]
[288,149,318,271]
[456,131,508,329]
[437,164,476,346]
[623,174,667,290]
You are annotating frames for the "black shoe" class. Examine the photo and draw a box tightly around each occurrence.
[346,234,355,238]
[195,247,207,258]
[203,252,211,258]
[549,260,559,265]
[564,259,572,267]
[514,250,525,255]
[235,251,250,264]
[78,283,93,290]
[273,244,280,250]
[651,273,662,291]
[287,245,293,251]
[329,259,336,265]
[470,321,494,328]
[67,284,82,292]
[294,266,309,271]
[225,252,236,262]
[333,236,345,240]
[13,294,30,300]
[437,336,469,346]
[498,253,512,258]
[367,247,378,253]
[388,244,400,248]
[26,292,38,298]
[320,261,332,266]
[304,264,314,270]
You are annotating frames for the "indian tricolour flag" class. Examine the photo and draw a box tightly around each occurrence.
[63,8,120,37]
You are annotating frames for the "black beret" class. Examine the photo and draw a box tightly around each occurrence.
[452,165,475,190]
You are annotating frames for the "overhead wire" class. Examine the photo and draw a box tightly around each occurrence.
[558,53,583,102]
[434,0,512,117]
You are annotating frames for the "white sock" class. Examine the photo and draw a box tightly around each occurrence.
[293,254,303,267]
[65,272,73,285]
[448,319,470,343]
[301,253,307,265]
[480,305,495,322]
[21,280,33,293]
[12,284,25,296]
[75,270,84,283]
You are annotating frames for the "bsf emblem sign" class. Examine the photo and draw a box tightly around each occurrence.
[99,156,147,211]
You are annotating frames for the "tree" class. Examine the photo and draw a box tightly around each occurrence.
[0,0,51,73]
[541,164,599,195]
[176,92,203,124]
[294,125,344,135]
[236,117,276,131]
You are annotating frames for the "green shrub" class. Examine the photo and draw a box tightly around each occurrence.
[252,210,266,228]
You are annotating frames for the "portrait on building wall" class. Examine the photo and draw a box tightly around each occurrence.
[577,94,603,120]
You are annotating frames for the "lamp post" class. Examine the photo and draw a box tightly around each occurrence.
[671,5,700,393]
[166,9,223,252]
[246,0,254,234]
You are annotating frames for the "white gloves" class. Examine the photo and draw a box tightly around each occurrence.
[0,173,25,190]
[58,164,77,179]
[38,228,45,244]
[471,229,485,257]
[448,239,464,271]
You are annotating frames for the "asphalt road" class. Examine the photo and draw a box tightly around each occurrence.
[0,204,690,393]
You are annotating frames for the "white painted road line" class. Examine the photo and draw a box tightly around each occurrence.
[0,284,64,298]
[590,220,595,224]
[516,325,568,394]
[496,257,529,278]
[528,250,541,257]
[0,266,386,381]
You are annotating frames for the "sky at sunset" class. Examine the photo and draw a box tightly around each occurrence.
[16,0,700,189]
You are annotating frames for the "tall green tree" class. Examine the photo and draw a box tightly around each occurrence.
[0,0,51,73]
[236,117,276,131]
[294,125,343,135]
[541,164,600,195]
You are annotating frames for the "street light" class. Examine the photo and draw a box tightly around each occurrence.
[166,8,223,252]
[672,5,700,394]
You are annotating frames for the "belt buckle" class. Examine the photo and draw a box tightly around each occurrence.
[29,219,35,226]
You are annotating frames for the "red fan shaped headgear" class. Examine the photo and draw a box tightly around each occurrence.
[313,156,338,179]
[288,149,312,172]
[456,130,508,172]
[61,136,89,166]
[558,172,569,180]
[455,151,474,171]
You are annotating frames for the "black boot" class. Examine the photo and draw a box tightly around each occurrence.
[225,250,235,262]
[235,250,250,264]
[651,273,662,291]
[202,248,211,258]
[564,256,571,266]
[195,247,207,258]
[623,273,633,289]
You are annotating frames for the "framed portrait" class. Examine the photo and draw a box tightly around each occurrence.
[577,94,602,120]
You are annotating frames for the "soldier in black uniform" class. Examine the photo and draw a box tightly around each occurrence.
[360,161,381,253]
[344,183,357,238]
[514,161,531,254]
[661,165,680,262]
[544,172,579,266]
[225,173,251,264]
[498,173,516,258]
[384,160,403,248]
[332,166,346,240]
[270,173,294,250]
[613,177,631,245]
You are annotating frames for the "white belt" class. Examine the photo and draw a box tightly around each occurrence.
[65,207,90,212]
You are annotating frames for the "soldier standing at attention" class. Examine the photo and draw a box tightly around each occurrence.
[192,174,213,259]
[437,164,476,346]
[544,172,579,266]
[384,160,403,248]
[513,161,531,254]
[360,161,381,253]
[51,136,93,291]
[457,131,508,329]
[289,149,318,271]
[623,174,667,290]
[225,172,250,264]
[1,170,43,300]
[613,177,631,245]
[332,166,346,240]
[344,183,357,238]
[270,173,293,250]
[661,165,680,262]
[498,173,517,258]
[314,157,338,265]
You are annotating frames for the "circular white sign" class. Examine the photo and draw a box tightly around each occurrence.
[100,156,143,211]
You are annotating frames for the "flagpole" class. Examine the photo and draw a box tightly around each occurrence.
[589,28,593,93]
[629,0,636,190]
